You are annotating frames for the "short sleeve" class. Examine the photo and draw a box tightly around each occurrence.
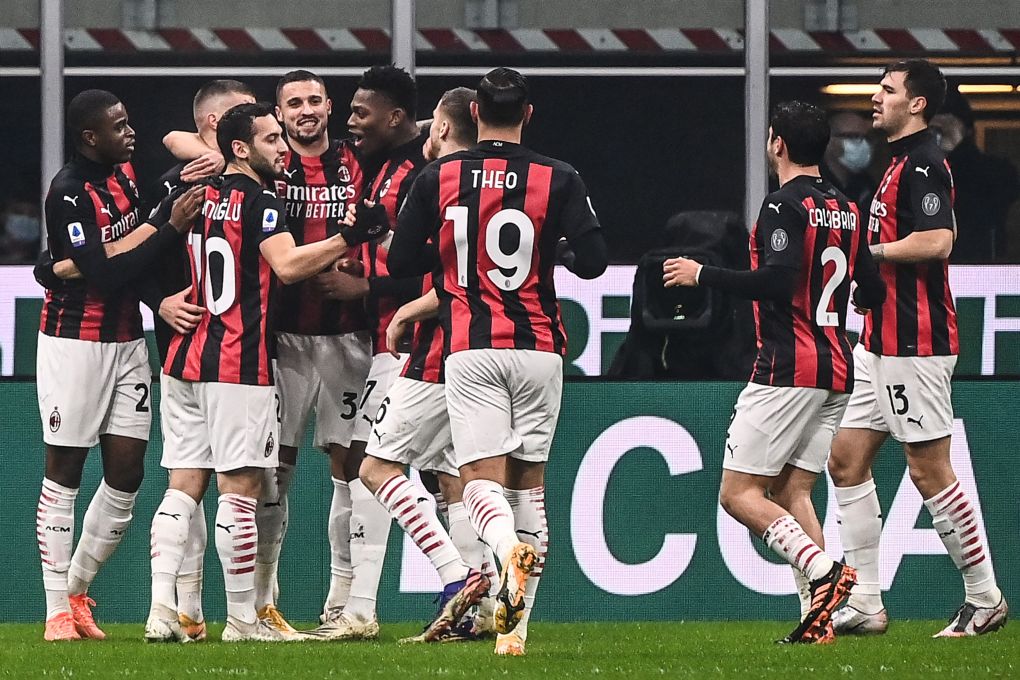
[903,157,954,232]
[559,170,601,242]
[250,189,289,244]
[755,197,805,270]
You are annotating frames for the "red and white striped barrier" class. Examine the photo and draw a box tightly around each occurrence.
[1,27,1019,53]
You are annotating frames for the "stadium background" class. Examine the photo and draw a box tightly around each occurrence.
[2,0,1019,626]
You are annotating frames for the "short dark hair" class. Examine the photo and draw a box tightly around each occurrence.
[357,65,416,119]
[770,100,830,167]
[66,89,121,148]
[475,68,528,126]
[438,87,478,147]
[884,59,946,122]
[193,79,254,117]
[216,101,278,163]
[275,69,327,104]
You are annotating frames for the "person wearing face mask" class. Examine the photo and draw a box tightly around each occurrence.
[0,196,41,263]
[930,88,1020,263]
[821,111,878,218]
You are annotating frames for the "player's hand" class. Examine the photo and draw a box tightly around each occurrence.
[168,185,206,233]
[180,151,225,183]
[386,310,411,358]
[851,285,872,316]
[662,256,702,287]
[335,257,365,277]
[339,199,390,246]
[158,285,204,334]
[314,270,370,300]
[53,258,82,280]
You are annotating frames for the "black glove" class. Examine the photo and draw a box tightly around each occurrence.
[33,251,63,291]
[339,200,391,246]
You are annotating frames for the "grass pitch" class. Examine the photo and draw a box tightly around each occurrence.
[1,621,1017,679]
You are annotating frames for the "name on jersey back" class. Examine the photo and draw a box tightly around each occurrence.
[807,206,857,231]
[472,169,518,189]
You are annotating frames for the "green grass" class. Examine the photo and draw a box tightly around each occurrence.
[1,622,1018,679]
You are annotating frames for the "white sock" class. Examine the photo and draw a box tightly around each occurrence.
[463,480,520,567]
[67,479,137,596]
[925,481,1002,608]
[834,479,884,613]
[215,494,258,625]
[376,475,467,586]
[149,489,198,615]
[763,515,835,581]
[177,501,206,622]
[433,490,449,525]
[324,477,352,612]
[344,479,390,621]
[506,487,547,641]
[255,463,294,610]
[448,501,486,575]
[38,478,78,619]
[793,568,811,621]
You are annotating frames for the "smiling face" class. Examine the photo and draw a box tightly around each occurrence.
[85,102,135,164]
[347,88,402,157]
[238,114,289,182]
[277,79,331,146]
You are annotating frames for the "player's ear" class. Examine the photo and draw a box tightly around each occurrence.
[207,112,220,131]
[274,105,283,122]
[325,98,333,116]
[232,138,249,161]
[81,129,98,149]
[909,95,927,117]
[388,107,404,129]
[469,101,480,124]
[522,104,534,127]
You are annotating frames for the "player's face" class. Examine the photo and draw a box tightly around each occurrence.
[277,80,331,145]
[872,71,915,135]
[246,115,289,182]
[348,88,398,157]
[766,127,779,175]
[88,103,135,164]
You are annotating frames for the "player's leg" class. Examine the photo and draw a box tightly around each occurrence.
[323,445,353,620]
[828,346,890,631]
[175,498,208,640]
[770,465,822,623]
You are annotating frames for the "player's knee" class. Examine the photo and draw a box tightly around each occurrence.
[105,467,144,494]
[827,450,861,486]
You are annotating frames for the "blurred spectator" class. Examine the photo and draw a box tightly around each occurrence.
[0,196,41,263]
[932,89,1020,263]
[821,111,877,217]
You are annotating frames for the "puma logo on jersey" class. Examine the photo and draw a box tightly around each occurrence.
[907,414,924,428]
[915,165,930,177]
[100,206,112,217]
[163,181,177,195]
[768,202,782,214]
[63,195,79,206]
[283,168,297,179]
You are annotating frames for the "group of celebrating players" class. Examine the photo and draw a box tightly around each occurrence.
[32,55,1005,653]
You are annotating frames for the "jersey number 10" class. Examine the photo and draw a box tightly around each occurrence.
[188,233,236,315]
[445,206,535,292]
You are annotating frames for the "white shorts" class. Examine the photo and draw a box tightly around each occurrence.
[160,374,279,473]
[36,333,152,447]
[445,349,563,467]
[366,377,457,476]
[276,331,372,450]
[840,344,957,443]
[724,383,850,477]
[352,352,408,444]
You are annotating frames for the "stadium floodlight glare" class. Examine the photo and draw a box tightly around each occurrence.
[822,83,1017,95]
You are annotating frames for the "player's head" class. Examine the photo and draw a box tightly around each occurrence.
[193,80,255,135]
[425,87,477,161]
[873,59,946,134]
[348,64,417,157]
[66,89,134,164]
[767,101,830,173]
[473,68,532,129]
[276,70,331,146]
[217,102,288,183]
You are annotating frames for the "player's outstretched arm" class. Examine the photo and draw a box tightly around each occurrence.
[385,289,439,357]
[666,257,796,302]
[259,232,349,285]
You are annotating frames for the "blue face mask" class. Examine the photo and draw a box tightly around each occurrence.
[839,138,873,173]
[4,214,40,242]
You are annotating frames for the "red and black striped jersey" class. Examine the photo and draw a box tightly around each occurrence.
[749,175,870,393]
[362,134,427,354]
[164,174,289,386]
[862,129,959,357]
[39,156,145,342]
[400,275,444,383]
[274,139,368,336]
[397,140,601,355]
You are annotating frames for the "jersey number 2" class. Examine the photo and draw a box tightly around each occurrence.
[815,246,848,328]
[446,206,535,292]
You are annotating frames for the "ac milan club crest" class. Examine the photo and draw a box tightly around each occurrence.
[265,432,275,458]
[49,407,61,433]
